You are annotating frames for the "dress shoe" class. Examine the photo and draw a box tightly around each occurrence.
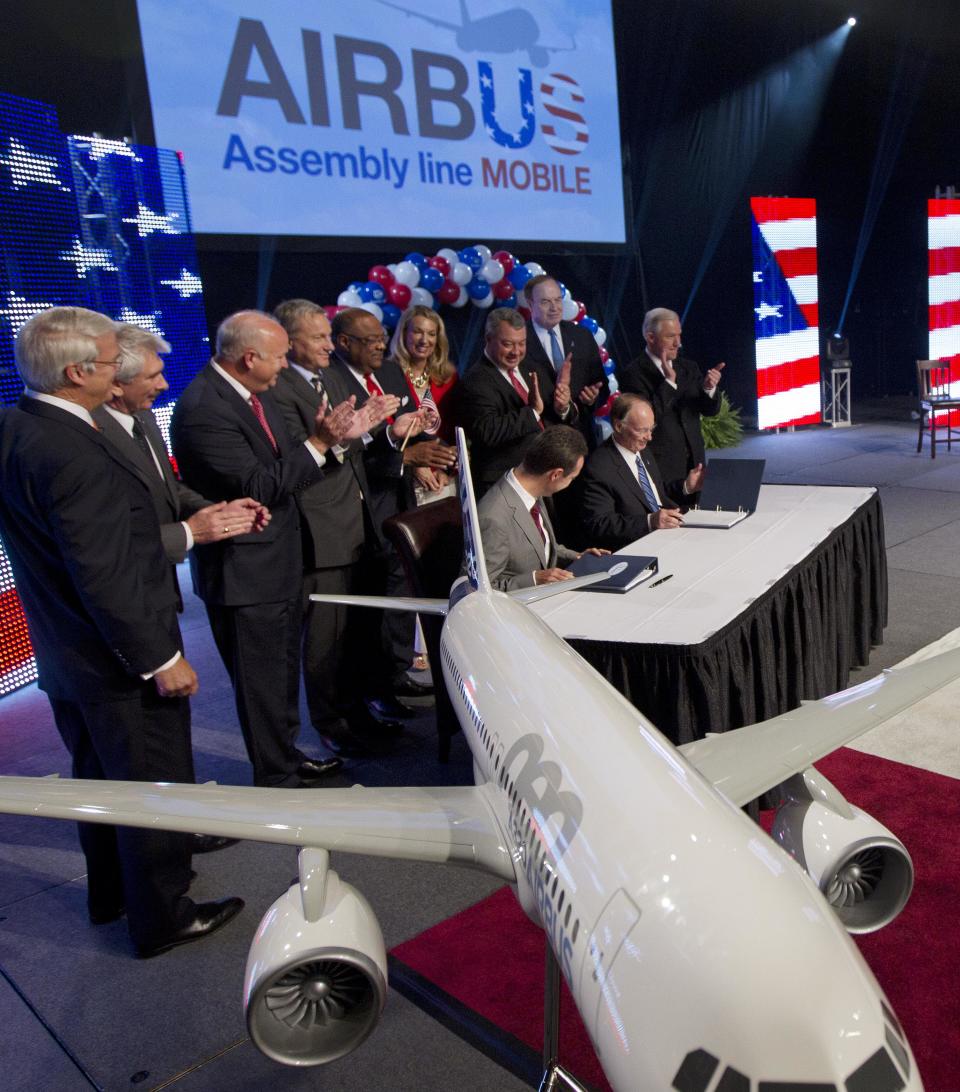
[366,696,415,721]
[191,834,239,854]
[135,897,245,959]
[392,673,435,698]
[317,732,373,759]
[296,756,344,783]
[89,903,125,926]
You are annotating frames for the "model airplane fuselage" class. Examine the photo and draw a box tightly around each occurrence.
[0,428,940,1090]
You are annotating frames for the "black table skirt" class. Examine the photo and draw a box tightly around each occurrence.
[568,491,888,746]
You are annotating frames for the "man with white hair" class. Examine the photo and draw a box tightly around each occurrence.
[171,310,397,788]
[0,306,243,957]
[617,308,724,483]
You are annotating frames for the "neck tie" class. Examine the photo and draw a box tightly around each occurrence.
[311,374,329,414]
[635,454,660,512]
[530,501,547,550]
[549,328,564,371]
[364,372,393,423]
[248,393,279,453]
[130,416,157,470]
[509,369,529,404]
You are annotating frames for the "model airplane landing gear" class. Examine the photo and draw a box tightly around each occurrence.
[538,945,590,1092]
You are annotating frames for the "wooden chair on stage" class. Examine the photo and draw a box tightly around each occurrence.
[917,359,960,457]
[383,498,463,762]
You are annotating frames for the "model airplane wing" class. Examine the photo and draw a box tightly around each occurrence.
[0,778,514,879]
[372,0,460,31]
[309,593,448,615]
[679,645,960,806]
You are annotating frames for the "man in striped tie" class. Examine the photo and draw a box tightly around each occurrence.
[577,394,705,551]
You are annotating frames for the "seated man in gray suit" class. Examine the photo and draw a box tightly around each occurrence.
[476,425,608,591]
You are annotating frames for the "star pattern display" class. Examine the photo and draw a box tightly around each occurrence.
[122,201,182,237]
[160,267,204,298]
[0,136,70,191]
[117,307,166,339]
[59,236,118,278]
[0,290,55,335]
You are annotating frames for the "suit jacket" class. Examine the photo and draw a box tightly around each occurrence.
[455,354,563,492]
[0,398,181,701]
[326,355,411,537]
[616,353,719,482]
[170,364,324,606]
[271,365,369,569]
[577,437,684,551]
[476,475,578,591]
[524,320,608,450]
[92,405,210,564]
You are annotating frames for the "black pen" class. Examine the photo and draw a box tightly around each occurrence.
[647,573,673,588]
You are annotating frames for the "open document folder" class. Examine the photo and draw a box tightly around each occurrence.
[683,458,766,528]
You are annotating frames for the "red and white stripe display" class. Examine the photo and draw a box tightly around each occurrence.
[750,197,821,430]
[927,200,960,417]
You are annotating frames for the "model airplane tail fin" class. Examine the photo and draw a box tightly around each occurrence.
[456,426,491,595]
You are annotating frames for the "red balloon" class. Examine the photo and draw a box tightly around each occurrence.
[388,282,412,309]
[368,264,395,286]
[323,305,339,321]
[492,250,515,274]
[517,304,532,320]
[599,346,610,363]
[575,300,586,322]
[428,255,451,276]
[436,279,460,304]
[492,278,514,300]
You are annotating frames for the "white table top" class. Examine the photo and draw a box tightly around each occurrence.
[532,485,877,646]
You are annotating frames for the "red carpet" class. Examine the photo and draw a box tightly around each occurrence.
[390,748,960,1091]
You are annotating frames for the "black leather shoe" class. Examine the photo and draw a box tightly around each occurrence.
[392,674,435,698]
[318,733,372,759]
[89,903,125,926]
[135,897,245,958]
[366,696,415,721]
[191,834,239,854]
[296,756,344,782]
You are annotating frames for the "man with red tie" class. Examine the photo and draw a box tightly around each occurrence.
[456,307,575,498]
[171,310,391,788]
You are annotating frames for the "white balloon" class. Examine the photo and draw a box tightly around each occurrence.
[594,326,607,347]
[410,287,434,308]
[524,261,545,276]
[607,374,619,394]
[561,284,572,299]
[394,260,420,287]
[387,263,398,274]
[359,301,383,321]
[451,285,469,308]
[451,262,472,286]
[472,244,492,261]
[436,247,459,265]
[337,289,362,307]
[472,289,494,309]
[561,295,579,321]
[481,258,504,284]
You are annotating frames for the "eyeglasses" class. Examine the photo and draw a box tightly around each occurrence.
[633,427,655,436]
[343,333,386,348]
[84,357,122,369]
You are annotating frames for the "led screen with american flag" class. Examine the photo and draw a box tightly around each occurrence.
[750,196,822,429]
[927,199,960,424]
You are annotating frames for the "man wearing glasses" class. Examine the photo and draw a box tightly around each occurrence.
[577,394,704,550]
[0,306,243,957]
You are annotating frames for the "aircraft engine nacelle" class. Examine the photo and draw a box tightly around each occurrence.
[771,767,914,933]
[243,868,387,1066]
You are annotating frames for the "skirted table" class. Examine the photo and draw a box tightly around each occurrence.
[531,486,887,745]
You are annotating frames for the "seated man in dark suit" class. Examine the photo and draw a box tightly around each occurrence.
[616,308,724,483]
[578,394,704,551]
[456,307,575,498]
[0,306,242,957]
[476,425,608,591]
[171,310,388,788]
[522,274,607,451]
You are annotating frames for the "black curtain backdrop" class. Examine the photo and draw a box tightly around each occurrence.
[3,1,960,414]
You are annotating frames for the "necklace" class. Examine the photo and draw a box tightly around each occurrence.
[406,366,429,391]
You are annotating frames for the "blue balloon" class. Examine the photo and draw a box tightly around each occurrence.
[348,281,366,293]
[356,283,375,302]
[508,264,532,290]
[466,275,493,300]
[380,303,401,328]
[579,315,599,334]
[556,281,567,298]
[404,251,428,270]
[500,292,518,309]
[365,281,386,304]
[458,247,484,271]
[602,359,616,374]
[419,267,444,293]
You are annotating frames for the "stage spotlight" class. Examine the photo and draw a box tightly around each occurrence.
[827,330,850,367]
[847,17,857,27]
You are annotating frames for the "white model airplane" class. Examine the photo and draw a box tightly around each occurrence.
[0,427,951,1091]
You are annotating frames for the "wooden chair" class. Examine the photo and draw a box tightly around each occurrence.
[917,359,960,458]
[383,498,463,762]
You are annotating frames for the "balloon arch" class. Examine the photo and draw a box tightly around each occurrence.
[328,244,619,395]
